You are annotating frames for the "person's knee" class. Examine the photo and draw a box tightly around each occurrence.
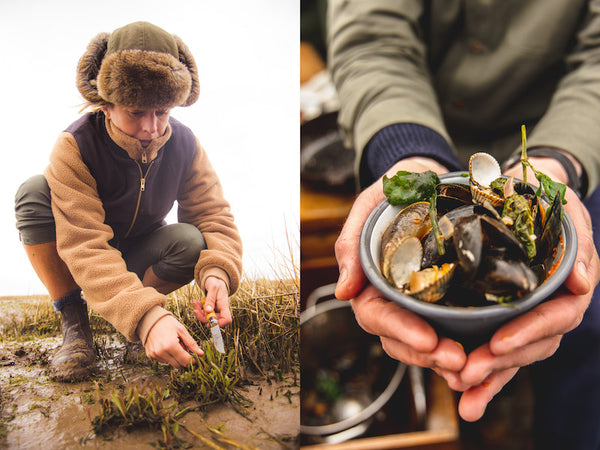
[154,224,206,284]
[15,175,51,210]
[173,224,206,266]
[15,175,56,244]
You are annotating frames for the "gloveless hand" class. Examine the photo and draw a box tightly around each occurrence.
[335,157,470,393]
[144,315,203,369]
[451,157,600,421]
[193,276,232,327]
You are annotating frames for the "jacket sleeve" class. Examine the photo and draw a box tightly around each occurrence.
[525,1,600,193]
[45,132,172,343]
[177,138,243,295]
[328,0,453,167]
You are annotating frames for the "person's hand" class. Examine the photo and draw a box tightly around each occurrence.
[335,157,468,387]
[193,276,233,327]
[144,315,204,368]
[335,156,450,300]
[451,157,600,421]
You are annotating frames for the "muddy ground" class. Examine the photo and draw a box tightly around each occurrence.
[0,300,299,449]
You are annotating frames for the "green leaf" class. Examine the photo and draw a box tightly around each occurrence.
[383,170,440,206]
[536,172,567,205]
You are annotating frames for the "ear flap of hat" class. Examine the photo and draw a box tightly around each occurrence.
[77,32,111,105]
[175,36,200,107]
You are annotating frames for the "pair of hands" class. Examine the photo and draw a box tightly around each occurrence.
[335,156,600,421]
[144,276,232,369]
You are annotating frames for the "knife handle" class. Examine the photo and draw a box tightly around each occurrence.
[207,314,219,329]
[201,298,218,323]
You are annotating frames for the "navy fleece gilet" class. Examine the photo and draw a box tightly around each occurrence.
[65,112,197,241]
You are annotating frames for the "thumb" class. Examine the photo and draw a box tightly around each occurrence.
[562,193,597,296]
[335,185,382,300]
[179,331,204,357]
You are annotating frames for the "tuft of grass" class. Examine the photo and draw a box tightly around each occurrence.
[168,276,299,379]
[88,382,186,448]
[0,297,117,342]
[168,346,250,410]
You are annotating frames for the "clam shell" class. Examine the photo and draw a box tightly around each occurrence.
[469,152,502,188]
[470,184,505,207]
[408,262,456,303]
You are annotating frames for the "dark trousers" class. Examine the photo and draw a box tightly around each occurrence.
[14,175,206,286]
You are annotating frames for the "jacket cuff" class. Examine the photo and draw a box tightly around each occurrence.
[362,123,463,185]
[136,305,173,345]
[199,267,231,294]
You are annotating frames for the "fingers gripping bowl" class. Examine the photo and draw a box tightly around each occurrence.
[359,169,577,347]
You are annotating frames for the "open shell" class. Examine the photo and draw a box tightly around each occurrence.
[381,202,431,286]
[407,263,456,303]
[469,152,504,207]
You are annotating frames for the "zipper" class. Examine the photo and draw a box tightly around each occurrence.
[124,159,155,238]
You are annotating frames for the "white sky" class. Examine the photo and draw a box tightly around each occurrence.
[0,0,299,295]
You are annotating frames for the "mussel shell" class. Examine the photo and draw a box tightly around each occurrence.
[473,256,538,296]
[534,193,563,268]
[436,183,473,214]
[421,205,476,267]
[480,215,528,261]
[454,214,482,278]
[514,181,537,197]
[437,182,473,201]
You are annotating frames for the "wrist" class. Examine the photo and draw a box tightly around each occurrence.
[501,147,586,198]
[363,123,461,186]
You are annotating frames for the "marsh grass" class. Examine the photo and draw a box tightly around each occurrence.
[88,382,186,448]
[169,277,299,378]
[1,272,299,448]
[0,275,299,377]
[169,346,249,409]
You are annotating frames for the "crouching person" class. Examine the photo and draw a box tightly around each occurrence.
[13,21,243,381]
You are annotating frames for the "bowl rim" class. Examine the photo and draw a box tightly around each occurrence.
[359,171,578,319]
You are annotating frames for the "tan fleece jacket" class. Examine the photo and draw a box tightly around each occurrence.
[44,116,243,343]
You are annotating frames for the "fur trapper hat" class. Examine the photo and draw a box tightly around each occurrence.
[77,21,199,109]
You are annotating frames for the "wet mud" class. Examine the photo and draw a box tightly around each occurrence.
[0,336,299,449]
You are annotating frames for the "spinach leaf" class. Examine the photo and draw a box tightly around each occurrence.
[382,170,440,206]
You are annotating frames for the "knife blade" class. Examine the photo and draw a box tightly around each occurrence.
[202,299,225,354]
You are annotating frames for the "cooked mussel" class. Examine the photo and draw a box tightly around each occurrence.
[381,202,431,288]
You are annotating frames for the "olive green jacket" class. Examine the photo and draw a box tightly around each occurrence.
[328,0,600,192]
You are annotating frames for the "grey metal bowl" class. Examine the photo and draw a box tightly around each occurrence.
[359,172,578,348]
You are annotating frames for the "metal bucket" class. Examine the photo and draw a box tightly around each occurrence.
[300,284,406,444]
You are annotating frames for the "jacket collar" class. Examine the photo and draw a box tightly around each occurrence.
[104,115,172,162]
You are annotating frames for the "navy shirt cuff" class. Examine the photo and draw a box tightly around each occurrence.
[362,123,463,185]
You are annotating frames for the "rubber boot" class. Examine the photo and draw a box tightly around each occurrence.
[49,301,96,381]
